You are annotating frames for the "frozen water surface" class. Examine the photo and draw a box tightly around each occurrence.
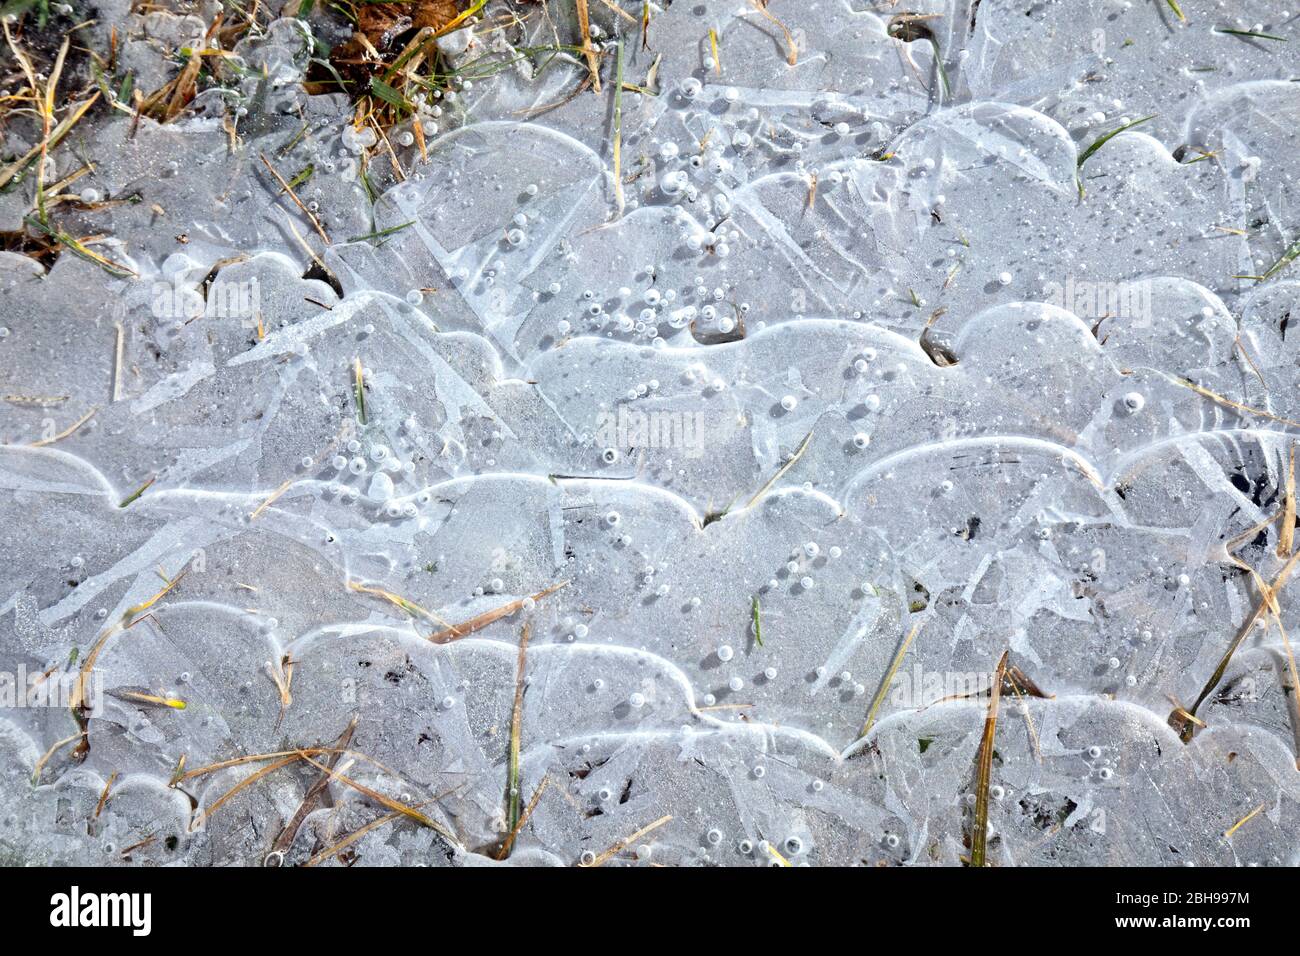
[2,0,1300,866]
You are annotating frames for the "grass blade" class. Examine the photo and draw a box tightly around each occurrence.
[1280,447,1295,559]
[1173,549,1300,739]
[347,580,454,628]
[743,428,815,511]
[1076,114,1156,197]
[860,621,922,738]
[497,776,550,860]
[1224,803,1265,839]
[427,580,569,644]
[118,475,155,508]
[347,220,415,244]
[1260,237,1300,282]
[304,807,405,866]
[576,0,602,93]
[612,39,625,217]
[94,771,118,818]
[1172,374,1300,428]
[249,478,293,520]
[28,406,96,447]
[32,732,82,784]
[260,152,331,245]
[506,622,532,835]
[201,755,299,825]
[970,649,1009,867]
[1215,28,1287,41]
[271,717,358,856]
[582,814,672,866]
[748,0,798,65]
[295,751,457,841]
[353,357,367,424]
[1268,609,1300,770]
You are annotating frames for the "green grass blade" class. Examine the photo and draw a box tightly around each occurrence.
[1261,237,1300,281]
[1077,114,1157,169]
[1215,28,1287,41]
[1076,114,1156,197]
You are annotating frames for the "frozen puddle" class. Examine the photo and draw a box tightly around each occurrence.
[3,0,1300,866]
